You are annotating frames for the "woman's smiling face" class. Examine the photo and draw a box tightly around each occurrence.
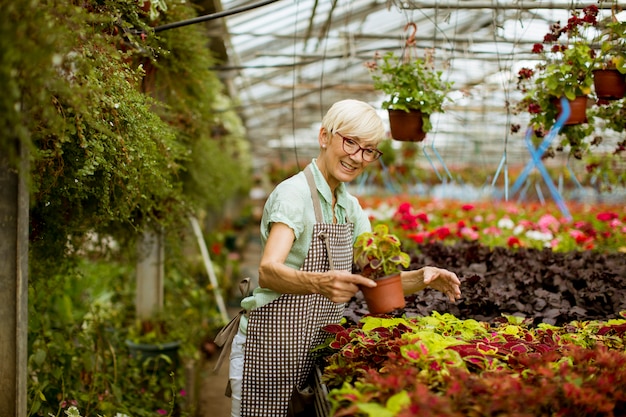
[316,128,379,192]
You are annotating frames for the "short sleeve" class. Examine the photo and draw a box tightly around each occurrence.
[346,195,371,242]
[261,172,312,242]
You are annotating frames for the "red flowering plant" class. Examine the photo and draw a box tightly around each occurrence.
[360,196,626,253]
[592,2,626,73]
[514,5,599,158]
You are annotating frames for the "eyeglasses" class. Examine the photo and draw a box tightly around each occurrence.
[336,132,383,162]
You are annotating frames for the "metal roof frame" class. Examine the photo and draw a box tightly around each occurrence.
[212,0,623,169]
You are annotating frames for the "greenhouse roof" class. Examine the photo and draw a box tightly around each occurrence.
[213,0,623,169]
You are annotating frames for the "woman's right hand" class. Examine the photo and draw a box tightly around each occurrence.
[314,270,376,304]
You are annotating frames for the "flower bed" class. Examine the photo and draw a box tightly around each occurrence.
[313,197,626,416]
[316,313,626,417]
[359,196,625,253]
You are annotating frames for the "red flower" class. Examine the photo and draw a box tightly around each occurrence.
[211,242,222,255]
[461,204,474,211]
[528,103,542,114]
[507,236,522,248]
[431,226,451,240]
[407,232,426,244]
[517,67,534,80]
[596,212,618,222]
[416,212,429,223]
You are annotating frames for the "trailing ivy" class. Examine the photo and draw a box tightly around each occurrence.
[16,0,251,276]
[14,1,252,415]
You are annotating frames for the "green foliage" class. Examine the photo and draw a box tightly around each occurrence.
[353,224,410,279]
[0,0,72,164]
[28,255,223,416]
[593,5,626,73]
[147,1,252,211]
[366,50,453,132]
[3,0,252,278]
[319,312,626,417]
[18,0,251,415]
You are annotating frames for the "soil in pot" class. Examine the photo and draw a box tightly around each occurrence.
[360,273,406,314]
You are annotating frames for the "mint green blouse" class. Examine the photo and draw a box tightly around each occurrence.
[239,159,371,334]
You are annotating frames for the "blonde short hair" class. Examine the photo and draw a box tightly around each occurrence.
[321,99,385,144]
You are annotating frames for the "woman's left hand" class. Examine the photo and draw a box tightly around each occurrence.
[401,267,461,302]
[422,267,461,302]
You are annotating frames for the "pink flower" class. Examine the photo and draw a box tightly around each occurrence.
[157,409,168,415]
[482,226,501,236]
[460,227,479,240]
[569,229,589,244]
[537,214,559,232]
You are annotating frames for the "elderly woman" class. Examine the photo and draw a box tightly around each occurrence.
[228,99,461,417]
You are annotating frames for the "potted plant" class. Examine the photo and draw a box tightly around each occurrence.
[515,6,598,158]
[365,22,453,142]
[592,5,626,100]
[125,313,183,370]
[353,224,411,314]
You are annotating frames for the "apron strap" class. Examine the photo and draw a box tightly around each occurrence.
[303,165,323,224]
[304,165,337,271]
[213,277,251,373]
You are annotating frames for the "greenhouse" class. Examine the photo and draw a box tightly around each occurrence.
[1,0,625,416]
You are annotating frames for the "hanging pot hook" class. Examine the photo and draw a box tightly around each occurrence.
[402,22,417,63]
[404,22,417,47]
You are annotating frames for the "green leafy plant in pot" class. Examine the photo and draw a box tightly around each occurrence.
[365,22,453,142]
[353,224,410,314]
[592,4,626,101]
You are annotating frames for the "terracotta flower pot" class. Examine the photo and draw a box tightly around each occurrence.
[361,273,406,314]
[554,96,588,125]
[593,69,626,101]
[387,109,427,142]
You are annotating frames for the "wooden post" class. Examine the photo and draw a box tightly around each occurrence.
[0,144,29,416]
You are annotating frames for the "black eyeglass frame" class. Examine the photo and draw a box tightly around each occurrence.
[335,132,383,162]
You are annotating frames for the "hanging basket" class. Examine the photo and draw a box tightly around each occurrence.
[388,109,428,142]
[593,69,626,101]
[554,95,588,125]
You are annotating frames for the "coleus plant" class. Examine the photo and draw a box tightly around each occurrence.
[353,224,411,280]
[316,311,626,417]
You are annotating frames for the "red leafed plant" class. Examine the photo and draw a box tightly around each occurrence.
[317,312,626,416]
[353,224,410,280]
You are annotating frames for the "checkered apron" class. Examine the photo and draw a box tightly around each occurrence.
[241,166,353,417]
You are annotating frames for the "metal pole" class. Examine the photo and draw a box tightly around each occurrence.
[153,0,282,32]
